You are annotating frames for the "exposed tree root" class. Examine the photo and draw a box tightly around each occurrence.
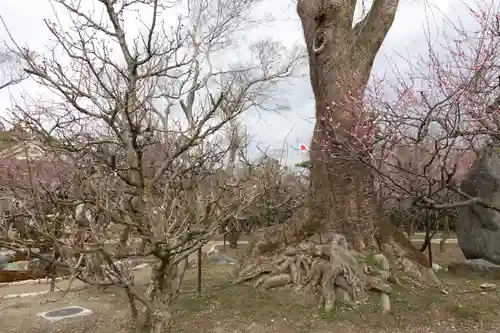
[234,227,439,314]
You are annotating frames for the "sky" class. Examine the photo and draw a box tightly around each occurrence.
[0,0,482,166]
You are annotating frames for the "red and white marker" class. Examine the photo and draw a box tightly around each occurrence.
[299,143,308,152]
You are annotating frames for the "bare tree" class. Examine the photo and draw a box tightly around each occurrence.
[0,48,25,91]
[225,152,306,246]
[0,0,300,331]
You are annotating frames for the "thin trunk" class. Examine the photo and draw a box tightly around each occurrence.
[49,242,58,292]
[407,218,415,238]
[117,225,131,255]
[427,234,433,267]
[224,120,240,245]
[124,290,139,333]
[420,217,431,253]
[140,257,188,332]
[227,223,239,248]
[439,216,450,253]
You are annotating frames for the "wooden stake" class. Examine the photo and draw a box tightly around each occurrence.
[197,247,202,294]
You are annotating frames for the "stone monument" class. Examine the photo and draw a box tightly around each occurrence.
[455,147,500,265]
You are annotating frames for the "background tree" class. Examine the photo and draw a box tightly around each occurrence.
[356,1,500,267]
[0,47,25,91]
[228,153,307,246]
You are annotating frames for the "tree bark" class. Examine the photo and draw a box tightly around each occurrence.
[233,1,434,311]
[140,257,187,333]
[297,0,400,247]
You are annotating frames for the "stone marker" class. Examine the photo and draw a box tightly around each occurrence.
[455,147,500,264]
[37,306,92,322]
[0,254,11,268]
[480,282,497,290]
[206,245,237,265]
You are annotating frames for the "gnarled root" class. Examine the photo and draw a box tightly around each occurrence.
[234,233,396,313]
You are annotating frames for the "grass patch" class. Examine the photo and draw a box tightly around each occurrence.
[445,303,485,321]
[168,262,500,332]
[358,251,379,267]
[174,264,317,332]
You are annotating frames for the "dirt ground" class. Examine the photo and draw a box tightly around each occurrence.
[1,241,500,333]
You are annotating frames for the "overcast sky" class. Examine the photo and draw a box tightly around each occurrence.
[0,0,482,165]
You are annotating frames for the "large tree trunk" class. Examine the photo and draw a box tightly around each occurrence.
[298,0,399,246]
[234,0,436,315]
